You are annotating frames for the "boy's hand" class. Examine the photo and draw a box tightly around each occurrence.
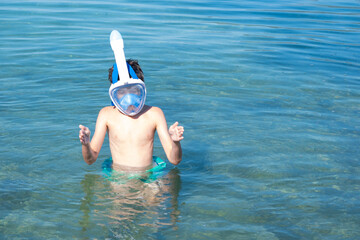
[169,122,184,142]
[79,125,91,145]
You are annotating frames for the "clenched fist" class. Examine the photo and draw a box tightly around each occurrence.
[79,125,91,145]
[169,122,184,142]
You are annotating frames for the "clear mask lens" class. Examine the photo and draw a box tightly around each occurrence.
[110,83,146,116]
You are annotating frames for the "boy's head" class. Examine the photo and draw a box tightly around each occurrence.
[108,59,144,84]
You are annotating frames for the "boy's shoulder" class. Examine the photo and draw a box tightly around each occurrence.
[146,105,162,113]
[144,105,165,118]
[99,106,115,114]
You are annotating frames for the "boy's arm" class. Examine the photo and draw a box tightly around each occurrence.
[154,107,184,165]
[79,108,108,165]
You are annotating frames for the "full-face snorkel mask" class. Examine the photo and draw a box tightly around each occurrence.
[109,30,146,116]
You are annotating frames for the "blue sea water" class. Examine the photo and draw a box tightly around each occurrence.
[1,0,360,239]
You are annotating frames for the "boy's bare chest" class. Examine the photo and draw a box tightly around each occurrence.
[108,114,155,141]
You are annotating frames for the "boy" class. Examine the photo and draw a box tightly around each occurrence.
[79,60,184,170]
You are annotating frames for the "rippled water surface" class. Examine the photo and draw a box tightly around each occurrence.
[1,0,360,239]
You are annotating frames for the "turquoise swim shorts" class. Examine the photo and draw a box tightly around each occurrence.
[102,156,166,183]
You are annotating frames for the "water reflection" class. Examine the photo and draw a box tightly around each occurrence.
[80,167,181,238]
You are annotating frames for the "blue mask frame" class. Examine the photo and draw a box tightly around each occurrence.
[112,62,139,84]
[111,63,139,106]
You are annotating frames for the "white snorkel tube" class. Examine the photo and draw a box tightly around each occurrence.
[109,30,146,116]
[110,30,129,83]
